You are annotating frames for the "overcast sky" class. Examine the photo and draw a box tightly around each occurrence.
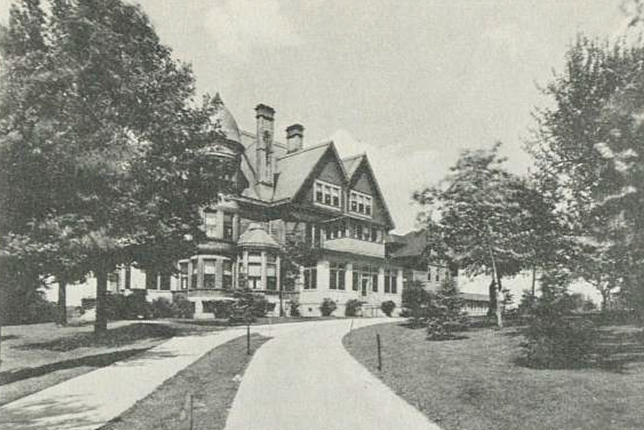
[1,0,634,300]
[0,0,632,234]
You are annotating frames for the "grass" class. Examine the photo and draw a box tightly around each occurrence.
[343,322,644,430]
[100,334,270,430]
[0,320,224,405]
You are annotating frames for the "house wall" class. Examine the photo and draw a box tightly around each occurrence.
[298,257,403,317]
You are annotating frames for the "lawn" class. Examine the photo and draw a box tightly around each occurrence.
[0,320,224,405]
[343,322,644,430]
[100,333,270,430]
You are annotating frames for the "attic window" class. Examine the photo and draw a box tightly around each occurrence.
[350,191,372,216]
[314,180,341,208]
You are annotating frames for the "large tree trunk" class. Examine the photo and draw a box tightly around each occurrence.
[58,280,67,326]
[94,270,108,334]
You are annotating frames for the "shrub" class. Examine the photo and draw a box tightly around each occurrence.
[172,295,195,319]
[345,299,362,317]
[150,297,175,319]
[402,280,432,327]
[522,290,597,368]
[426,278,468,340]
[380,300,396,317]
[320,298,337,317]
[289,299,301,317]
[232,290,270,319]
[213,300,235,319]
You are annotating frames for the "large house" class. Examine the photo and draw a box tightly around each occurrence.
[100,98,404,318]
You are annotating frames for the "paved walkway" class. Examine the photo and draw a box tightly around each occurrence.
[226,318,441,430]
[0,328,247,430]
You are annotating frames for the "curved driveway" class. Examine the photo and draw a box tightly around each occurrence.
[227,318,440,430]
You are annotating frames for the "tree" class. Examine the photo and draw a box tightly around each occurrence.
[401,280,432,327]
[0,0,233,334]
[426,278,468,340]
[280,235,320,316]
[529,36,644,316]
[414,143,558,328]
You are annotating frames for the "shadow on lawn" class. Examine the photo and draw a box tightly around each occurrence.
[397,321,470,340]
[16,323,176,352]
[594,328,644,373]
[0,348,151,386]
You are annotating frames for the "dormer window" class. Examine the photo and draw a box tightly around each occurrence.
[314,180,341,209]
[350,191,372,216]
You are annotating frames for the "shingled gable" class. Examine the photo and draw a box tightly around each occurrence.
[273,141,348,203]
[346,155,396,229]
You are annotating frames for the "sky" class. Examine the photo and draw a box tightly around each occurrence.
[0,0,635,301]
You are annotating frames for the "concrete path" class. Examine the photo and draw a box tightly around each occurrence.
[0,328,247,430]
[226,318,441,430]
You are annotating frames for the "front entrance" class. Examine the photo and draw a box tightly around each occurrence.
[361,278,369,297]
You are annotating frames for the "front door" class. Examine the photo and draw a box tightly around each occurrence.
[361,277,369,297]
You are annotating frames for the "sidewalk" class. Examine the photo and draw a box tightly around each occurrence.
[225,318,441,430]
[0,328,246,430]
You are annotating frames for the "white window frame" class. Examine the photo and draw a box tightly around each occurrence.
[314,180,341,209]
[349,190,372,217]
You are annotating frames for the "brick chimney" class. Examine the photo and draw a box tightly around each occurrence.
[286,124,304,154]
[255,104,275,185]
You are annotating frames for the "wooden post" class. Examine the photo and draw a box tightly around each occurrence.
[376,333,382,371]
[189,393,194,430]
[246,323,251,355]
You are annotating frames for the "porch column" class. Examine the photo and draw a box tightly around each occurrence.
[261,251,267,291]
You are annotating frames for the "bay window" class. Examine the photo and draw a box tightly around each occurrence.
[203,259,216,289]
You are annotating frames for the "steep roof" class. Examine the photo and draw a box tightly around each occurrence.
[389,230,430,258]
[347,155,395,229]
[272,142,335,202]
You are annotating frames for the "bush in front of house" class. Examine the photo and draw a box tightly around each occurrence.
[289,299,301,317]
[320,298,337,316]
[345,299,362,317]
[105,292,151,320]
[402,280,432,327]
[232,289,270,318]
[380,300,396,317]
[171,295,195,319]
[150,297,175,319]
[426,278,468,340]
[522,289,597,368]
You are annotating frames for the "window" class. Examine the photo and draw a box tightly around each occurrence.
[223,213,234,240]
[372,274,379,292]
[160,273,171,291]
[266,254,277,291]
[204,211,218,238]
[146,271,157,290]
[204,259,216,289]
[371,228,379,243]
[329,263,346,290]
[349,191,372,216]
[179,262,188,290]
[325,220,346,240]
[427,267,432,281]
[124,266,131,289]
[248,252,262,290]
[314,180,341,208]
[435,269,440,282]
[352,271,360,291]
[191,261,198,289]
[108,271,120,291]
[385,269,398,294]
[303,266,317,290]
[222,260,232,289]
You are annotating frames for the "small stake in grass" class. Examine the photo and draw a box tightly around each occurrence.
[246,323,251,355]
[376,333,382,371]
[189,393,194,430]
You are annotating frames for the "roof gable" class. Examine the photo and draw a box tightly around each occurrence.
[348,156,395,228]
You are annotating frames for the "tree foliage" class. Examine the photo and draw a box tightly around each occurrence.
[0,0,233,333]
[414,143,561,327]
[529,36,644,315]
